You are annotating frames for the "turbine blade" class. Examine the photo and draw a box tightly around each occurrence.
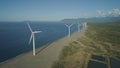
[65,24,73,27]
[33,31,42,33]
[69,24,73,27]
[29,34,33,44]
[27,23,32,32]
[65,24,69,27]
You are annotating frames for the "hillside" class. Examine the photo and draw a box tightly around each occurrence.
[61,16,120,23]
[52,22,120,68]
[86,22,120,58]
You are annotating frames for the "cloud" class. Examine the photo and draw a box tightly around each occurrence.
[108,9,120,17]
[97,9,120,17]
[97,10,106,17]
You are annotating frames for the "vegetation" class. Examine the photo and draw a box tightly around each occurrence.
[86,22,120,59]
[86,22,120,45]
[52,22,120,68]
[59,42,80,59]
[51,41,89,68]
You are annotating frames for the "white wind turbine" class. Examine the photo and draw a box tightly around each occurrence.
[84,22,87,29]
[83,22,87,29]
[65,24,73,38]
[82,23,85,29]
[27,23,42,56]
[77,22,80,32]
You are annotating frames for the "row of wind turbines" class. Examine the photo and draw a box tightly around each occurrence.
[27,22,87,56]
[65,22,87,38]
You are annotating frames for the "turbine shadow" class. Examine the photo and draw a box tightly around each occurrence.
[36,43,51,55]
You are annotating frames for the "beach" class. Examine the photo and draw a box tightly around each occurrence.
[0,31,84,68]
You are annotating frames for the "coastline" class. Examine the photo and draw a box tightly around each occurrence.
[0,31,84,68]
[0,42,51,65]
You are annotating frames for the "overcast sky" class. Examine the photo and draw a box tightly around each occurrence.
[0,0,120,21]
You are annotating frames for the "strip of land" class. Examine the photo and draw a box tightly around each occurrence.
[0,31,84,68]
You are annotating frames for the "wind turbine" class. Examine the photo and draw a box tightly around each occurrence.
[65,24,73,38]
[27,23,42,56]
[77,22,81,32]
[83,22,87,29]
[84,22,87,28]
[82,23,85,29]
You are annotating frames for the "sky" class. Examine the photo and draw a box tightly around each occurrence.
[0,0,120,21]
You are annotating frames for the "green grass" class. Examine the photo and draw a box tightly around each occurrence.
[51,61,65,68]
[59,42,80,59]
[51,41,81,68]
[86,22,120,45]
[86,22,120,59]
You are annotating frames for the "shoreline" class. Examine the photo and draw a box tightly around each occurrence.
[0,32,66,64]
[0,31,84,68]
[0,42,51,64]
[0,32,72,64]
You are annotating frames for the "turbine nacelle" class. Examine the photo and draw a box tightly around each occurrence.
[29,31,42,45]
[65,24,73,28]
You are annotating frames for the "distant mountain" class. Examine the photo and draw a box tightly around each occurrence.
[61,16,120,23]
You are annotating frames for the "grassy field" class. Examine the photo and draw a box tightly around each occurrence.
[51,22,120,68]
[86,22,120,59]
[86,22,120,46]
[51,41,90,68]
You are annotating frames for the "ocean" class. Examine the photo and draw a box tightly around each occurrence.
[0,22,83,63]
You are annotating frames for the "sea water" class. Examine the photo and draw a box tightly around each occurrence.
[0,22,82,63]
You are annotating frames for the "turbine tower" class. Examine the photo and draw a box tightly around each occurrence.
[83,23,85,29]
[83,22,87,29]
[77,22,80,32]
[84,22,87,28]
[65,24,73,38]
[27,23,42,56]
